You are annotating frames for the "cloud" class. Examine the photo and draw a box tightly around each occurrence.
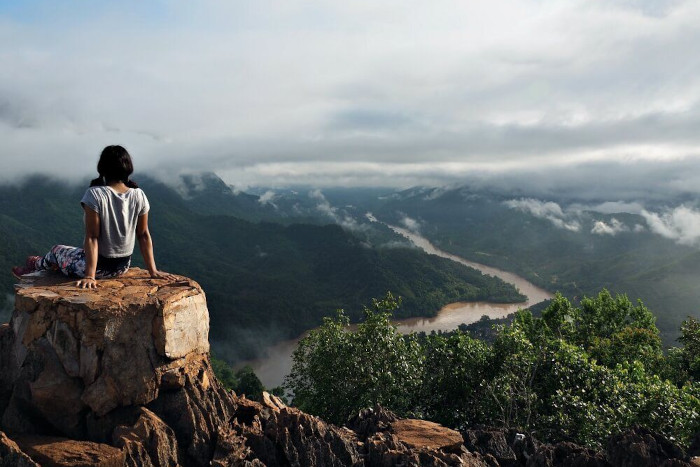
[258,190,277,208]
[591,218,629,236]
[504,198,581,231]
[641,205,700,245]
[1,0,700,195]
[308,189,368,232]
[399,214,421,233]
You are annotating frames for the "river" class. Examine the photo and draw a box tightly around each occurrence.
[241,223,552,388]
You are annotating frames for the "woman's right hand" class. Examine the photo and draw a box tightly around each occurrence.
[149,270,178,281]
[76,277,98,289]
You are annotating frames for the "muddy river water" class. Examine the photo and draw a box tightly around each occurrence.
[242,225,552,388]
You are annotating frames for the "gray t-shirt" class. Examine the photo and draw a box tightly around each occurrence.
[80,186,150,258]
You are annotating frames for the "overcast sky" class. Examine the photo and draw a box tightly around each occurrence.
[2,0,700,197]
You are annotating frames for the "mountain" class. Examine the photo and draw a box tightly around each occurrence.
[0,175,524,361]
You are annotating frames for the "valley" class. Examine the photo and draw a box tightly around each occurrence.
[243,224,552,388]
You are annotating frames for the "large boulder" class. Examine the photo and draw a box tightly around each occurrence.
[0,269,240,467]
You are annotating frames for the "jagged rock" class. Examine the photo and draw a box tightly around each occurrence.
[0,431,39,467]
[146,353,237,465]
[366,430,489,466]
[13,434,125,467]
[112,407,181,467]
[464,427,518,466]
[233,392,365,466]
[463,427,541,466]
[606,426,690,467]
[391,419,464,452]
[347,405,399,438]
[526,441,610,467]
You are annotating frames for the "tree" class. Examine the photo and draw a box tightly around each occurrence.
[285,293,424,424]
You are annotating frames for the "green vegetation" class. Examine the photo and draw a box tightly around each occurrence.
[285,292,700,448]
[212,359,265,400]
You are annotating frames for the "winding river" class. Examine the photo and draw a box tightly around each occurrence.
[241,224,552,388]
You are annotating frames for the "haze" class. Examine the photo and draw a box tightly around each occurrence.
[2,0,700,199]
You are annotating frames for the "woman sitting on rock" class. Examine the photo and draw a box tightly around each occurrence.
[12,145,173,288]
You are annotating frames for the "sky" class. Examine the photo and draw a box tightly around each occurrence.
[2,0,700,198]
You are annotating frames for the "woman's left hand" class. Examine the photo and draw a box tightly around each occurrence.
[76,277,98,289]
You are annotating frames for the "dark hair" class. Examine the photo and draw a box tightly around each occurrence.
[89,145,139,188]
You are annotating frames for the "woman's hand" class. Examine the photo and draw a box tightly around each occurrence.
[76,277,98,289]
[150,270,178,281]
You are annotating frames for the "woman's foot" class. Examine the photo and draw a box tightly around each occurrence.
[11,256,41,279]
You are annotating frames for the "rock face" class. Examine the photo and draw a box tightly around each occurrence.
[1,268,698,467]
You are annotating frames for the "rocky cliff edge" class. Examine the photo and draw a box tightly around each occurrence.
[0,268,698,467]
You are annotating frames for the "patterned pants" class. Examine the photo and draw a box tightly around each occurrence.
[38,245,130,279]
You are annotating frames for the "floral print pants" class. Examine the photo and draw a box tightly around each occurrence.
[38,245,130,279]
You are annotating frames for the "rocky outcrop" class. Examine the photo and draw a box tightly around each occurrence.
[463,427,538,466]
[527,442,610,467]
[0,269,238,466]
[606,426,691,467]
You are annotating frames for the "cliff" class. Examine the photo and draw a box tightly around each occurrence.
[0,269,697,466]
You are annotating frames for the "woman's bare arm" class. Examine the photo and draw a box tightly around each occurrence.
[78,205,100,289]
[136,213,174,279]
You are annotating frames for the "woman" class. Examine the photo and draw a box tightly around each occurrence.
[12,145,173,288]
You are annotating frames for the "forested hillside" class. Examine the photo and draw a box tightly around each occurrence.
[0,176,523,361]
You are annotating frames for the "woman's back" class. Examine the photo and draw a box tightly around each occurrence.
[80,185,150,258]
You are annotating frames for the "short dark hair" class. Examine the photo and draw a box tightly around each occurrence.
[90,145,139,188]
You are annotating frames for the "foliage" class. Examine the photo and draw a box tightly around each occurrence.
[285,291,700,448]
[211,358,265,401]
[666,317,700,384]
[285,293,424,424]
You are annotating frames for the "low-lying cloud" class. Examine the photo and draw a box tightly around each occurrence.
[504,198,581,232]
[309,189,367,232]
[399,215,421,233]
[258,190,277,208]
[591,218,629,236]
[641,205,700,246]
